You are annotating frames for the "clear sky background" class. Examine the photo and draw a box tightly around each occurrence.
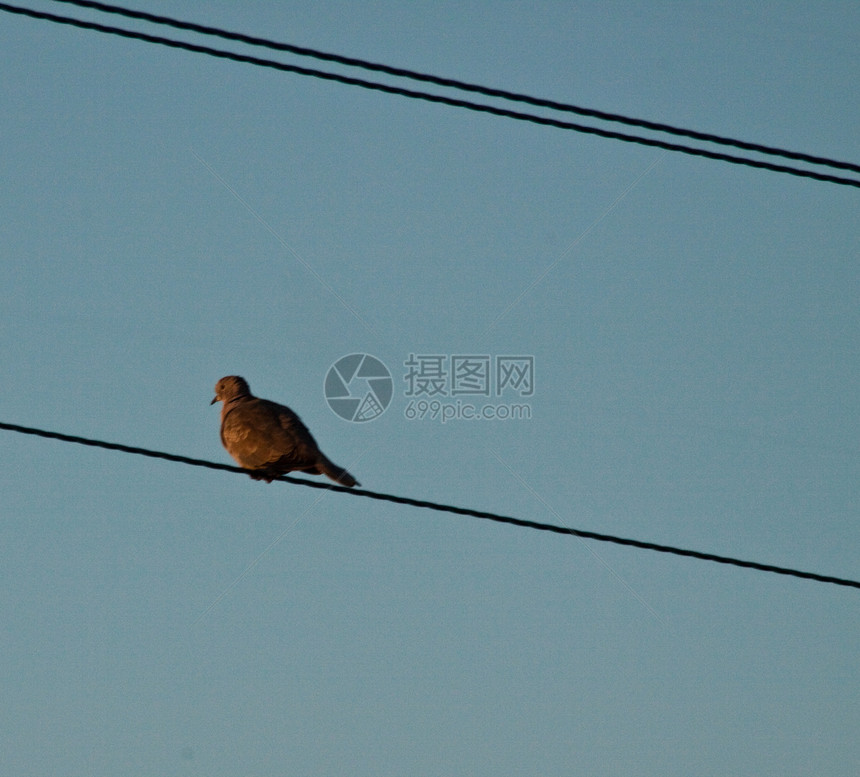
[2,2,858,775]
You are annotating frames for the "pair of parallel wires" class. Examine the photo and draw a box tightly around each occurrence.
[1,0,858,187]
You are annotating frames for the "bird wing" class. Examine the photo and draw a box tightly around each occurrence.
[221,398,320,470]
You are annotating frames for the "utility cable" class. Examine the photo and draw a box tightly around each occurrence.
[2,420,858,591]
[49,0,860,176]
[2,3,859,188]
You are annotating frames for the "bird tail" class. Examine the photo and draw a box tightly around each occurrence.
[318,455,359,488]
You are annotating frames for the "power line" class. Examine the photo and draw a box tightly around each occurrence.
[47,0,860,177]
[3,3,859,188]
[2,420,858,591]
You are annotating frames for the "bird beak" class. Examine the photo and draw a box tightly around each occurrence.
[210,396,218,405]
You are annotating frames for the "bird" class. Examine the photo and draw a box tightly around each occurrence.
[210,375,359,487]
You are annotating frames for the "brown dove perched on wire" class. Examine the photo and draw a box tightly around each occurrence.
[211,375,359,487]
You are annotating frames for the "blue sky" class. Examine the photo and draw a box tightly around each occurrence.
[2,2,858,775]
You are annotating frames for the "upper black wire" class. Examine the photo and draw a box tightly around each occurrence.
[2,420,858,591]
[48,0,860,177]
[2,2,859,188]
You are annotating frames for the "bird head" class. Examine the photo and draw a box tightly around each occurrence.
[211,375,251,405]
